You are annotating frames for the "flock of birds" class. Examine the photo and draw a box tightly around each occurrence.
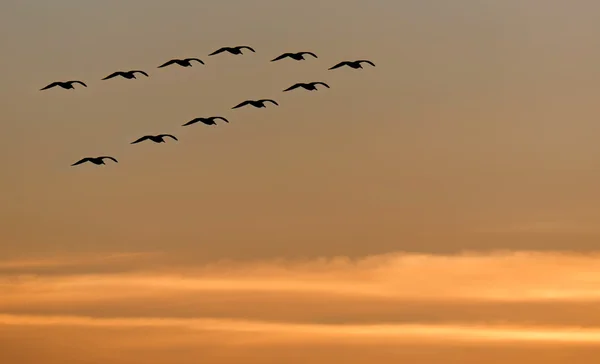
[40,45,376,167]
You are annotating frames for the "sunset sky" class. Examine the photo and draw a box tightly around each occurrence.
[2,1,600,363]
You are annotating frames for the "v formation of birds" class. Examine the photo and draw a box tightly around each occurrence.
[40,46,375,167]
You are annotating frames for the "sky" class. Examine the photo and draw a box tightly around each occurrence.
[1,0,600,363]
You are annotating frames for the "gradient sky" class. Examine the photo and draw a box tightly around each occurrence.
[2,0,600,363]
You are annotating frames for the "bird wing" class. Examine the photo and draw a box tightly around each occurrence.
[261,99,279,106]
[271,53,291,62]
[160,134,178,141]
[232,100,251,109]
[40,82,60,90]
[71,81,87,87]
[100,156,118,163]
[208,47,228,56]
[131,135,150,144]
[182,118,200,126]
[133,70,149,77]
[158,59,177,68]
[102,71,122,80]
[302,52,318,58]
[71,157,91,166]
[214,116,229,123]
[240,46,255,52]
[283,83,302,92]
[186,58,205,64]
[358,60,375,67]
[328,61,349,70]
[314,82,330,88]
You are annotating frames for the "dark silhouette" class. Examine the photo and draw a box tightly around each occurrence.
[71,156,118,166]
[102,70,149,80]
[328,60,375,70]
[131,134,178,144]
[182,116,229,126]
[271,52,318,62]
[40,80,87,91]
[283,81,330,92]
[209,46,255,56]
[232,99,278,109]
[158,58,204,68]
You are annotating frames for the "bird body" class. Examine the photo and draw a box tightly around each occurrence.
[182,116,229,126]
[271,51,318,62]
[209,46,255,56]
[232,99,278,109]
[102,70,149,80]
[40,80,87,91]
[131,134,178,144]
[71,156,117,166]
[158,58,204,68]
[328,60,375,70]
[283,81,330,92]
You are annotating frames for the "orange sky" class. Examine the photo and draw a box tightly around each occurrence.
[2,0,600,363]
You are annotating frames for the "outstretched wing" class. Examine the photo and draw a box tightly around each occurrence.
[132,70,149,77]
[283,83,302,92]
[182,118,200,126]
[209,47,229,56]
[260,99,279,106]
[100,156,118,163]
[40,82,60,90]
[301,52,318,58]
[158,59,177,68]
[71,157,91,166]
[102,71,123,80]
[160,134,178,141]
[232,100,251,109]
[328,61,349,70]
[71,81,87,87]
[131,135,150,144]
[357,60,375,67]
[314,82,330,88]
[271,53,291,62]
[213,116,229,123]
[186,58,204,64]
[239,46,255,52]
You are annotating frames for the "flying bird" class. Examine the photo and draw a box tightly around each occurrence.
[283,81,330,92]
[328,60,375,70]
[182,116,229,126]
[209,46,255,56]
[102,70,149,80]
[158,58,204,68]
[232,99,278,109]
[40,80,87,91]
[71,156,118,166]
[130,134,178,144]
[271,51,317,62]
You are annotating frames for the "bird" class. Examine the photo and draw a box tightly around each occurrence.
[40,80,87,91]
[209,46,255,56]
[102,70,149,80]
[270,51,318,62]
[130,134,178,144]
[328,60,375,70]
[71,156,118,166]
[283,81,330,92]
[232,99,278,109]
[182,116,229,126]
[158,58,204,68]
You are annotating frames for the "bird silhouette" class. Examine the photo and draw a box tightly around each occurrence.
[232,99,278,109]
[102,70,149,80]
[131,134,178,144]
[209,46,255,56]
[283,81,330,92]
[271,52,318,62]
[40,80,87,91]
[158,58,204,68]
[71,156,118,166]
[182,116,229,126]
[328,60,375,70]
